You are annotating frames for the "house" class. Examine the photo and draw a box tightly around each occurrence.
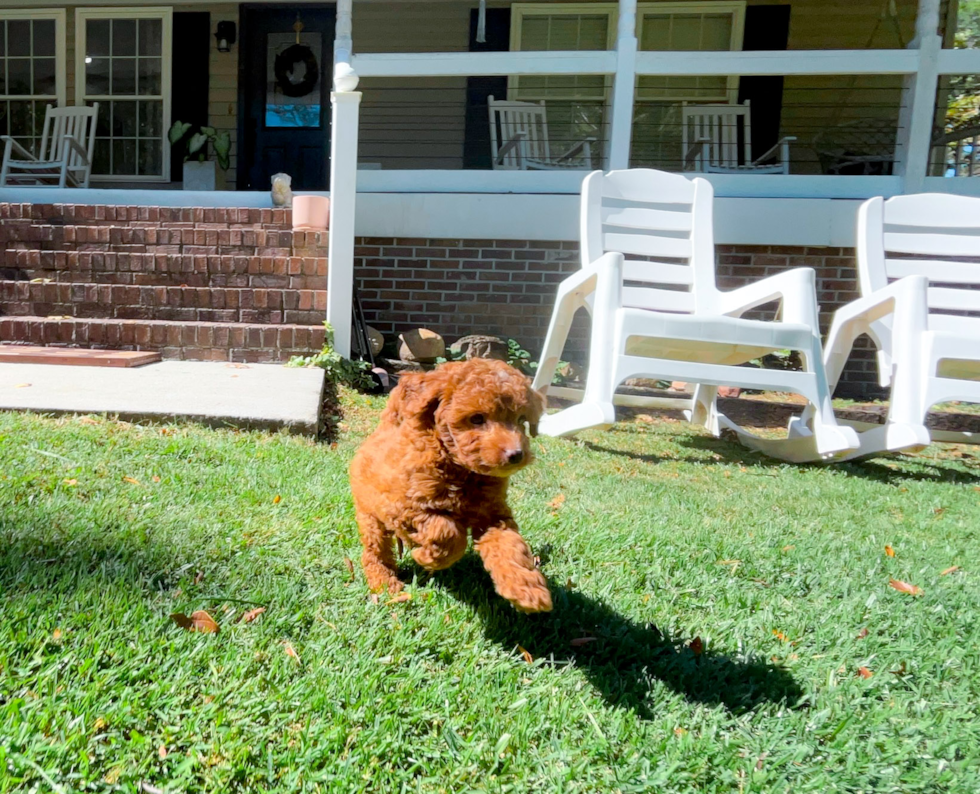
[0,0,977,395]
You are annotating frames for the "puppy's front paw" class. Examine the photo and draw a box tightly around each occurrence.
[497,569,553,613]
[364,569,404,595]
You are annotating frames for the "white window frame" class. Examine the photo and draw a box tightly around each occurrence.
[0,8,67,145]
[74,6,173,183]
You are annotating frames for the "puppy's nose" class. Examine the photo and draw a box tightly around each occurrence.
[506,448,525,465]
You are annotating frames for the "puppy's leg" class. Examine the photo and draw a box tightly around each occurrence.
[411,513,468,571]
[473,521,552,613]
[356,508,403,594]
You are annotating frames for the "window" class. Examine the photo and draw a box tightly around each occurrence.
[509,4,616,161]
[509,3,745,167]
[75,7,172,181]
[633,3,745,169]
[636,3,745,103]
[0,9,66,156]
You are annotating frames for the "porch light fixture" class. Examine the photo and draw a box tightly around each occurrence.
[215,21,236,52]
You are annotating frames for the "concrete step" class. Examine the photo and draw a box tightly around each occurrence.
[0,316,326,363]
[0,280,327,325]
[1,250,328,289]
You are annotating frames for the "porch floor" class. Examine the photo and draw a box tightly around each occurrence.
[0,360,325,435]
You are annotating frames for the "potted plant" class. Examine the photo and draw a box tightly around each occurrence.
[168,121,231,191]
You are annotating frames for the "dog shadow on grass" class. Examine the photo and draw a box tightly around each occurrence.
[429,556,803,719]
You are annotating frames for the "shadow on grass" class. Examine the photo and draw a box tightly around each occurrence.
[581,432,980,485]
[431,556,804,719]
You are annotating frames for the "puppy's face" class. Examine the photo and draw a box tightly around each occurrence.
[437,369,543,478]
[386,359,545,478]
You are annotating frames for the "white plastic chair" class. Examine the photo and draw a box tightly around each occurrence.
[682,101,794,174]
[532,168,859,463]
[0,104,99,188]
[821,193,980,458]
[488,95,594,171]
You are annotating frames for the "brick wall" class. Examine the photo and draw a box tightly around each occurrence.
[354,237,882,398]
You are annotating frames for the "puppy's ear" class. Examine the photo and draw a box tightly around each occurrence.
[383,367,452,430]
[525,385,547,438]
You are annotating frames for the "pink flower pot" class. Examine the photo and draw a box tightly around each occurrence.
[292,195,330,231]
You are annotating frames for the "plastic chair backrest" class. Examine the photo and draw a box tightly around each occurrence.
[581,168,718,314]
[858,193,980,333]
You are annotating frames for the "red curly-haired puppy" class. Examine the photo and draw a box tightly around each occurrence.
[349,358,552,613]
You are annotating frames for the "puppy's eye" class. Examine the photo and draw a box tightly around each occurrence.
[470,414,486,426]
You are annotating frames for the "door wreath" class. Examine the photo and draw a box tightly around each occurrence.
[274,43,319,98]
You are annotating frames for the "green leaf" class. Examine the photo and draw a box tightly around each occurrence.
[187,132,208,156]
[168,120,192,145]
[200,126,216,137]
[212,132,231,170]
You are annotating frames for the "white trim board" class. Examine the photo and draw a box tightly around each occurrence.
[0,187,877,247]
[353,170,907,200]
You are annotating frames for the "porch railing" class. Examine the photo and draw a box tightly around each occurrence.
[325,0,979,356]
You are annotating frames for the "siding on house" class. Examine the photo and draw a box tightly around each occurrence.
[356,2,472,170]
[209,5,239,188]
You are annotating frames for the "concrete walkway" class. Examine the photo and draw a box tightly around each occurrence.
[0,360,325,434]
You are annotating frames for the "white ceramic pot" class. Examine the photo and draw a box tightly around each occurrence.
[183,160,216,191]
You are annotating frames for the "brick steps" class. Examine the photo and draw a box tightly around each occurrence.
[0,203,294,228]
[1,250,327,289]
[0,280,326,325]
[0,316,326,363]
[0,202,330,362]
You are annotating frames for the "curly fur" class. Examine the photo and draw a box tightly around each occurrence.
[349,359,552,613]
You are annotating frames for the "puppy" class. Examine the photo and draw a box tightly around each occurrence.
[349,358,552,613]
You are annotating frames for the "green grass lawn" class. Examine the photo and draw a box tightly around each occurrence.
[2,393,979,793]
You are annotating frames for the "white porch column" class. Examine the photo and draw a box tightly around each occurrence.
[607,0,638,170]
[327,0,360,358]
[894,0,942,193]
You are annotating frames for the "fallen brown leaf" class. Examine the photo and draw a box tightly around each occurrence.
[884,545,895,557]
[63,478,78,486]
[940,566,960,576]
[533,555,542,568]
[194,571,205,585]
[344,557,355,576]
[518,645,533,664]
[772,629,792,643]
[782,545,795,552]
[239,607,266,623]
[283,642,300,661]
[123,476,141,486]
[52,628,62,641]
[857,666,873,679]
[13,383,31,388]
[547,493,566,511]
[889,578,923,596]
[273,494,282,504]
[934,507,947,517]
[152,475,161,483]
[388,593,412,604]
[635,414,655,424]
[570,637,598,647]
[673,727,688,736]
[78,416,99,425]
[689,637,704,656]
[158,745,168,760]
[170,610,219,633]
[857,627,869,639]
[160,428,173,435]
